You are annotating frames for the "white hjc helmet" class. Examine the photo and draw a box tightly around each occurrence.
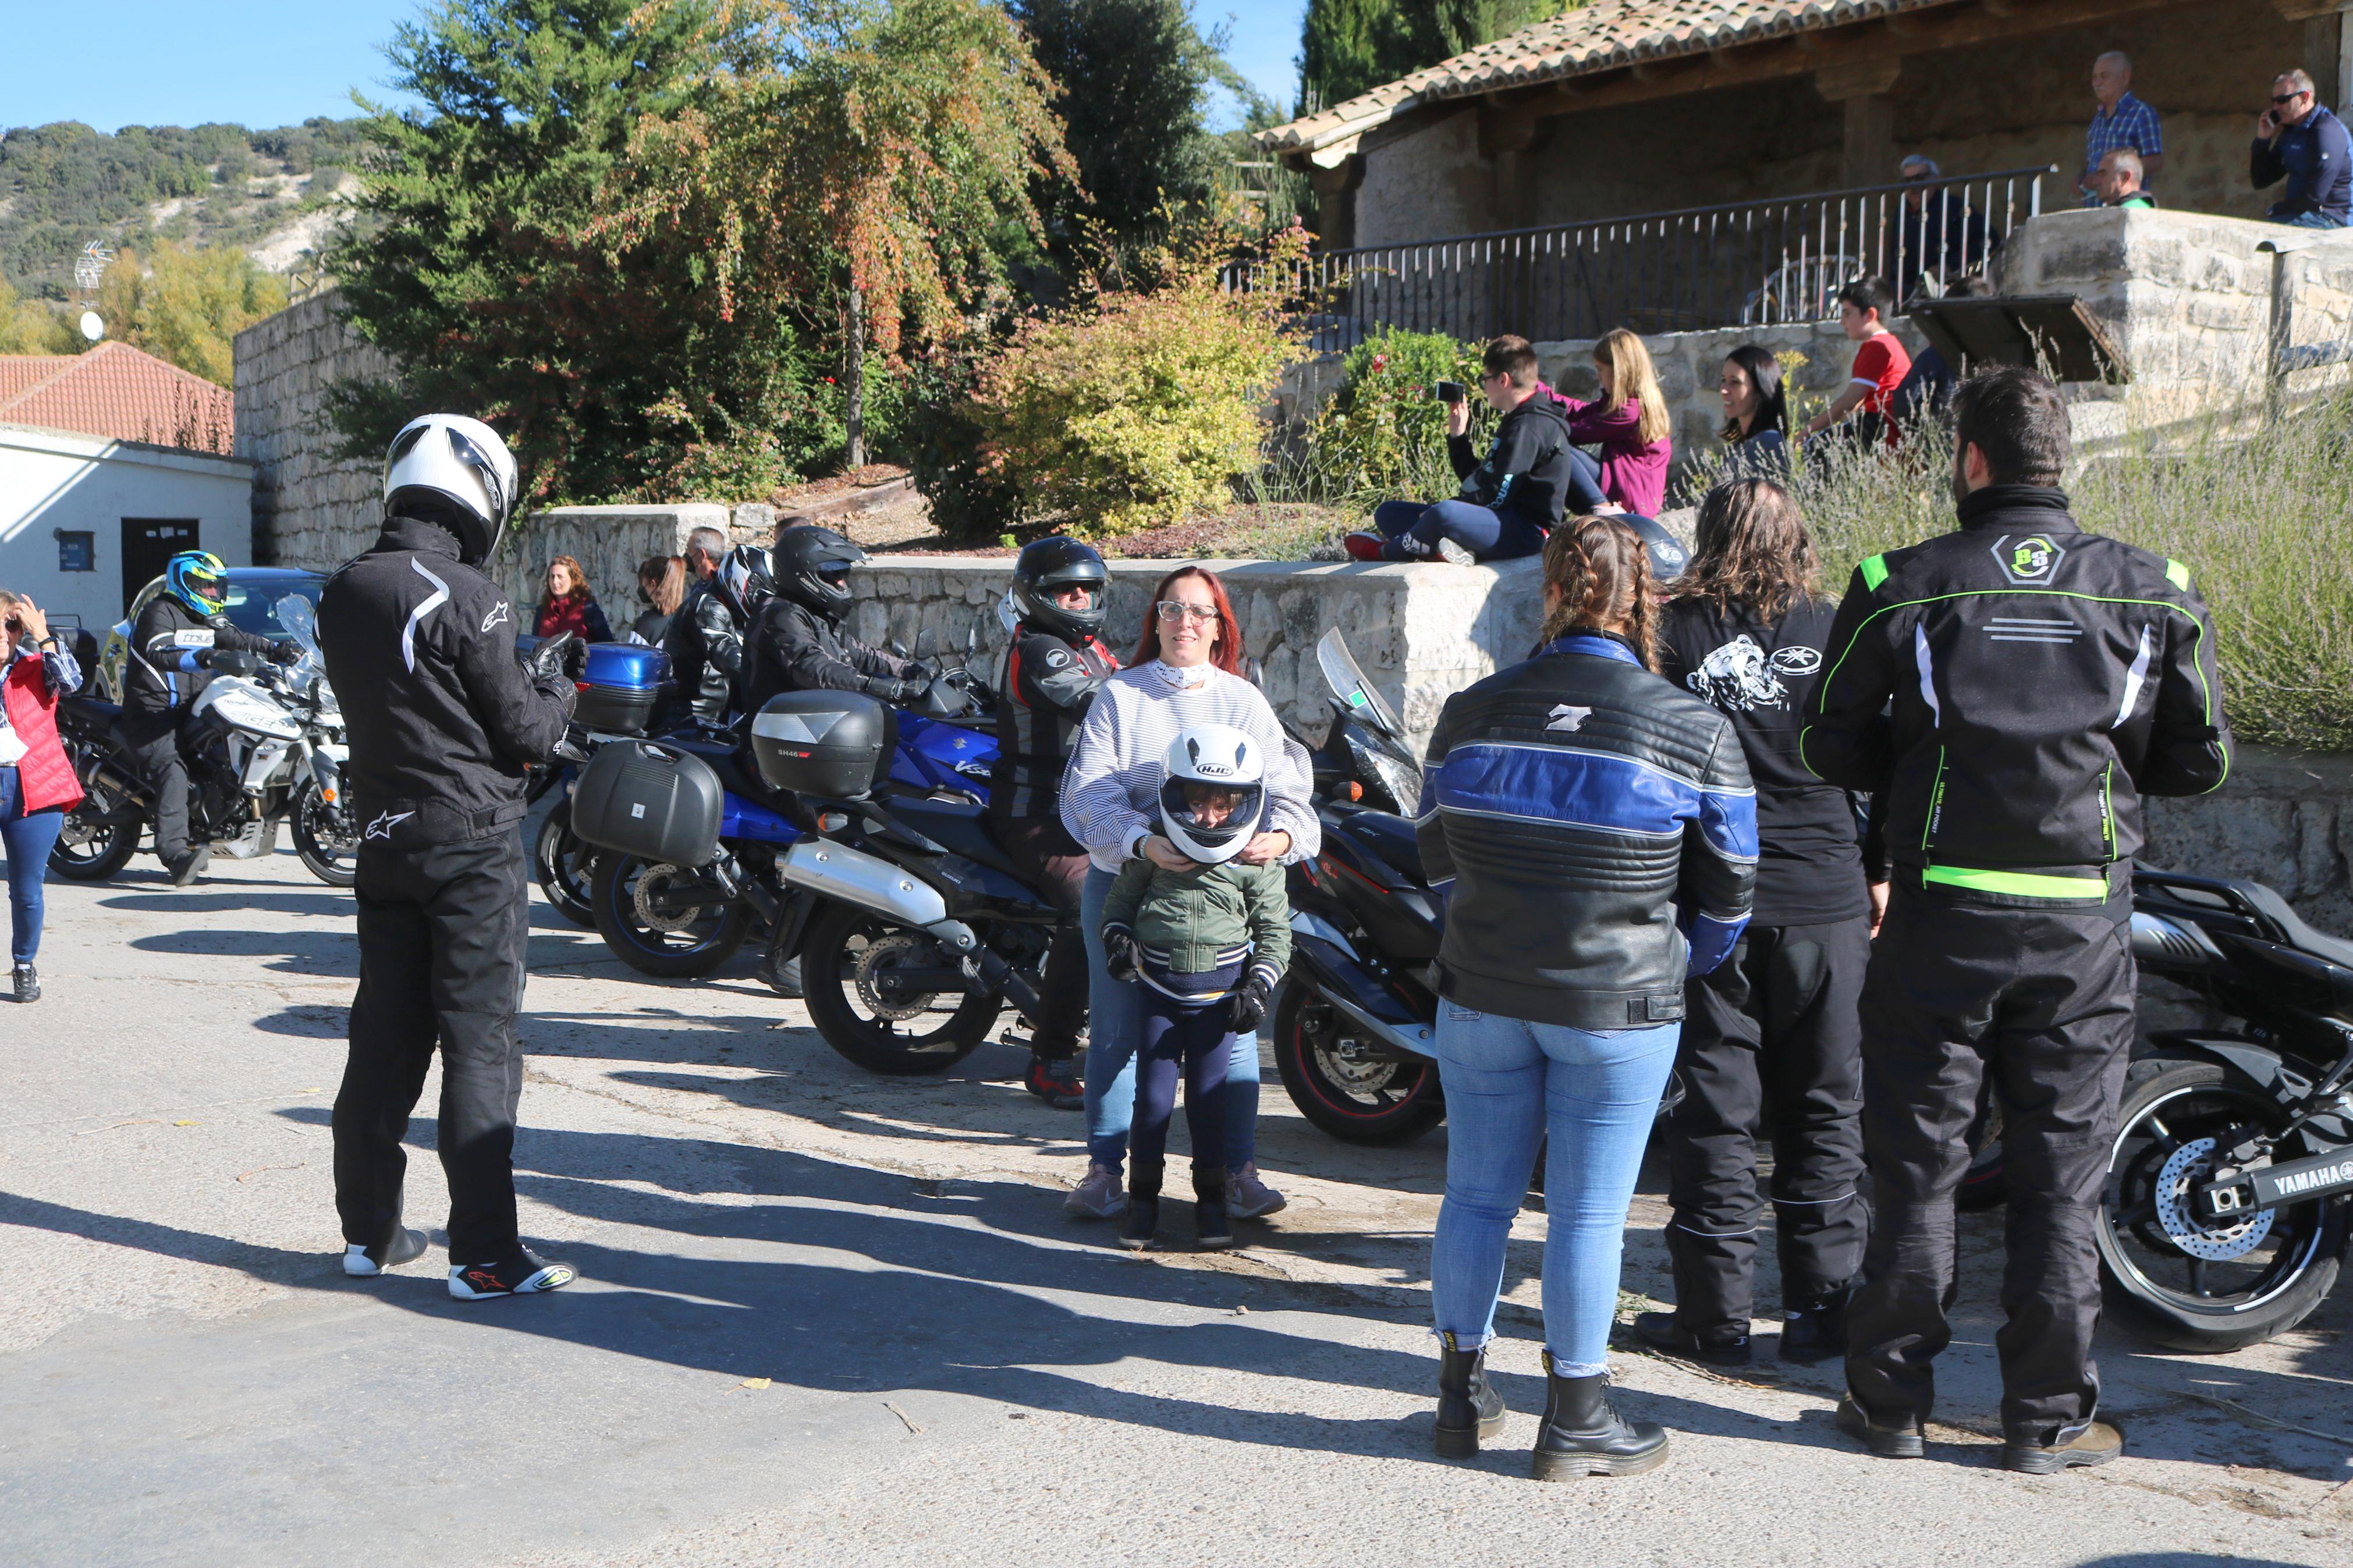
[1158,724,1268,865]
[383,414,519,566]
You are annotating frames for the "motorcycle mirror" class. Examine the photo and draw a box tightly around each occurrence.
[889,639,910,660]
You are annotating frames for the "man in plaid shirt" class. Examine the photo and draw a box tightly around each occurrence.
[2081,51,2164,205]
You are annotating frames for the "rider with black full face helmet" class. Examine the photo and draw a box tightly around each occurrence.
[739,525,922,716]
[992,537,1121,1108]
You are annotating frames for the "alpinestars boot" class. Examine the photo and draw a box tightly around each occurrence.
[1530,1355,1669,1480]
[1433,1334,1507,1459]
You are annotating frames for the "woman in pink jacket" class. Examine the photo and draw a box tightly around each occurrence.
[1546,327,1673,517]
[0,591,84,1003]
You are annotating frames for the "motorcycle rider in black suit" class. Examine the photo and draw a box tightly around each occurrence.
[318,413,584,1299]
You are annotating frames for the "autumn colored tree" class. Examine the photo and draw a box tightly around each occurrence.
[95,243,289,384]
[0,276,75,355]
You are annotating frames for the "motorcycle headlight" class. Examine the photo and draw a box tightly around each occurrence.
[1350,736,1422,817]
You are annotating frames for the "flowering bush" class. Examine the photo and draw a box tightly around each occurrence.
[1305,329,1493,503]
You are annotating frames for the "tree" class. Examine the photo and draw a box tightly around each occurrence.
[0,276,74,354]
[604,0,1073,478]
[1299,0,1574,111]
[95,243,289,383]
[325,0,722,503]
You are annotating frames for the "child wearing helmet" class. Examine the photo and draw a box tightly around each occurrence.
[1097,724,1292,1250]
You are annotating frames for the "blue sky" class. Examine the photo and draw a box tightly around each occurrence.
[0,1,1304,135]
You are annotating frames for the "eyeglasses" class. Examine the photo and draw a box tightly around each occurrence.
[1154,600,1218,624]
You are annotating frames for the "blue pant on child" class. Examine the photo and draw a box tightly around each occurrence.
[1128,960,1241,1192]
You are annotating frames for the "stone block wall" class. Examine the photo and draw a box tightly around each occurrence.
[232,289,396,571]
[2145,748,2353,938]
[498,504,732,627]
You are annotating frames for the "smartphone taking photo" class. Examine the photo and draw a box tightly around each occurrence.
[1434,380,1467,404]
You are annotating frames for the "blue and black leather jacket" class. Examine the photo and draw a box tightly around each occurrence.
[1416,631,1758,1030]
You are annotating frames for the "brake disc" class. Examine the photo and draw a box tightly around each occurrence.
[2153,1136,2276,1261]
[854,932,938,1021]
[1313,1023,1399,1092]
[632,864,710,934]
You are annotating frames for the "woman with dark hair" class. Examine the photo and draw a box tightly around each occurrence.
[0,590,82,1002]
[1417,515,1756,1478]
[1059,565,1319,1226]
[1639,479,1879,1373]
[1717,346,1789,477]
[630,554,687,643]
[534,555,613,643]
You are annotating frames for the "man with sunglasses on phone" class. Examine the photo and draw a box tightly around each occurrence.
[2253,69,2350,228]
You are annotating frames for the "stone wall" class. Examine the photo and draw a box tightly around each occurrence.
[498,504,733,627]
[2145,748,2353,938]
[231,289,395,571]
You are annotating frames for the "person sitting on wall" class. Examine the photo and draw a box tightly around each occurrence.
[1804,277,1912,452]
[2253,69,2351,229]
[1344,334,1574,565]
[1894,157,1988,298]
[2091,148,2158,210]
[1885,274,1986,431]
[1536,327,1674,519]
[1717,345,1790,479]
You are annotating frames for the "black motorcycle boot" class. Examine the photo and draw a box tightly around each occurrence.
[1779,1283,1852,1366]
[168,846,210,887]
[1834,1396,1926,1460]
[1633,1310,1752,1368]
[1191,1165,1232,1250]
[754,941,802,999]
[1119,1162,1163,1251]
[1433,1334,1507,1459]
[12,963,36,1003]
[1531,1355,1669,1480]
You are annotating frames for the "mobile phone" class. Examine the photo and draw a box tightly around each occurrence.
[1435,380,1467,404]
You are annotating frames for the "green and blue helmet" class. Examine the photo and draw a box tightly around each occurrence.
[163,550,229,618]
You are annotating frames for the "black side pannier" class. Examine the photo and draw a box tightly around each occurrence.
[569,741,723,867]
[751,691,896,799]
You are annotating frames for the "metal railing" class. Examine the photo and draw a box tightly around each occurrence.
[1225,165,2054,348]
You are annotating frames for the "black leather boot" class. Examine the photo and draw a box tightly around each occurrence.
[1119,1161,1163,1251]
[1531,1354,1669,1480]
[1191,1165,1231,1249]
[1433,1334,1506,1459]
[1780,1283,1852,1365]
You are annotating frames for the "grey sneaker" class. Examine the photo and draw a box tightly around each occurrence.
[1434,537,1477,566]
[1226,1162,1287,1219]
[1066,1161,1127,1219]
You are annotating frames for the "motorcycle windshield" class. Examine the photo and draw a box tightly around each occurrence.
[1316,627,1406,741]
[273,593,327,692]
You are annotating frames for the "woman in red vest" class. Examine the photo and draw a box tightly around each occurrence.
[0,591,83,1003]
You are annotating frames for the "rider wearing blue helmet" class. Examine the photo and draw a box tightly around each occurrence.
[121,549,290,884]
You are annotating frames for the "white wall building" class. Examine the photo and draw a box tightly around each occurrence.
[0,422,255,640]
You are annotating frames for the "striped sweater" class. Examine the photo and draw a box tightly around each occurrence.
[1059,659,1321,873]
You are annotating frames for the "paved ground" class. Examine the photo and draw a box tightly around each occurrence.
[1,846,2347,1567]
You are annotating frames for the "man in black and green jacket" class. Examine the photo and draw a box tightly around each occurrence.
[1802,367,2229,1474]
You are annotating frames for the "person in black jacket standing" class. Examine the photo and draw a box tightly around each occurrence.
[991,537,1120,1108]
[666,525,737,719]
[1344,335,1575,565]
[1643,479,1879,1372]
[1804,367,2231,1472]
[120,550,289,884]
[319,413,584,1299]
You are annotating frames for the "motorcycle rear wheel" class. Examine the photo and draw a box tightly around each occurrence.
[290,780,357,888]
[49,801,141,882]
[1272,983,1445,1144]
[2096,1056,2348,1353]
[590,852,754,978]
[533,803,597,928]
[801,901,997,1074]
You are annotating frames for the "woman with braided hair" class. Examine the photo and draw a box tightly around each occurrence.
[1414,514,1757,1479]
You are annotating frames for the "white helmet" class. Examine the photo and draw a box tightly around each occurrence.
[1158,724,1267,865]
[383,413,519,566]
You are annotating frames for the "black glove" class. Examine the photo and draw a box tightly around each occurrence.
[879,674,931,707]
[1227,970,1274,1035]
[527,631,584,685]
[1103,923,1140,984]
[269,640,302,666]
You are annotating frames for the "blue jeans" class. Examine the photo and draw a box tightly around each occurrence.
[0,769,64,965]
[1369,499,1546,563]
[1561,445,1609,514]
[1080,865,1260,1174]
[1429,1002,1679,1374]
[2276,209,2350,229]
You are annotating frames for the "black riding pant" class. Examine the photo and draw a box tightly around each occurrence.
[1663,915,1869,1335]
[120,712,191,863]
[1844,882,2135,1442]
[996,816,1090,1059]
[332,831,533,1263]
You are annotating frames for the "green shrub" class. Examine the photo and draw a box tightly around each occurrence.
[1752,398,2353,753]
[902,344,1023,541]
[1304,328,1493,504]
[966,271,1301,536]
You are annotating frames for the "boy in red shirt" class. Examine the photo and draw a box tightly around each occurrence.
[1805,276,1912,447]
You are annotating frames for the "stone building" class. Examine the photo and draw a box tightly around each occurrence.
[1260,0,2348,251]
[232,289,396,573]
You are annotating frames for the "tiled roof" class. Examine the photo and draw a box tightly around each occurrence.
[1260,0,1957,154]
[0,341,235,454]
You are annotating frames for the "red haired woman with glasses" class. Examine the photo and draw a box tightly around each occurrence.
[1059,565,1319,1226]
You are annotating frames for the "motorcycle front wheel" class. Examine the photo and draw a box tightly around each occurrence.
[2096,1056,2348,1353]
[290,779,358,888]
[533,803,597,928]
[800,901,998,1074]
[590,852,755,978]
[1272,983,1445,1144]
[49,798,141,882]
